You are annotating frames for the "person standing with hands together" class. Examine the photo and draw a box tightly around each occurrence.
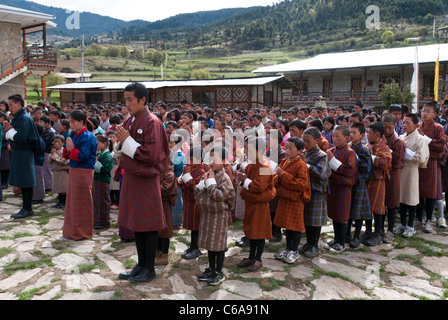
[117,83,170,284]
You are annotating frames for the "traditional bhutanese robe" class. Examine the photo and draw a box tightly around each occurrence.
[240,160,276,240]
[317,136,330,152]
[327,145,358,223]
[399,130,430,206]
[385,132,406,209]
[418,121,446,199]
[304,146,330,227]
[49,147,69,195]
[349,142,373,220]
[273,157,311,232]
[196,168,235,252]
[178,164,206,231]
[118,108,170,233]
[160,165,178,239]
[367,138,392,216]
[322,130,334,148]
[267,147,287,215]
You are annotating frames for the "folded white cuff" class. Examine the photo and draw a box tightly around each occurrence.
[405,148,416,161]
[240,162,248,171]
[196,180,205,191]
[182,172,193,184]
[121,136,141,159]
[372,155,377,163]
[243,178,253,190]
[329,157,342,171]
[423,135,432,144]
[206,178,217,188]
[306,164,311,169]
[5,128,17,141]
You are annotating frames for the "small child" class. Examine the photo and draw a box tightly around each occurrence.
[322,116,335,148]
[416,102,446,233]
[347,123,373,248]
[325,125,358,252]
[49,135,69,208]
[382,115,406,243]
[58,119,71,146]
[93,134,115,230]
[156,164,178,266]
[169,134,187,229]
[32,123,46,204]
[396,113,430,238]
[363,122,392,246]
[273,137,311,264]
[301,127,331,257]
[236,137,276,271]
[177,146,206,259]
[39,115,55,193]
[106,130,120,210]
[196,145,235,286]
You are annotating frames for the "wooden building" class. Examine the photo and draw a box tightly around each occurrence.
[49,75,293,109]
[253,43,448,111]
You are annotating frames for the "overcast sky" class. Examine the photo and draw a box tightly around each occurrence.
[31,0,282,22]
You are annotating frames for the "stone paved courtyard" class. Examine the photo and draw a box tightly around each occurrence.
[0,188,447,301]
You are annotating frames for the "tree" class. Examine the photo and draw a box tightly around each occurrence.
[105,46,120,58]
[381,30,395,46]
[120,46,130,58]
[380,80,415,108]
[46,72,66,104]
[190,69,210,79]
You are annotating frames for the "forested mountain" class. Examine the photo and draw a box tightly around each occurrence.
[115,0,448,51]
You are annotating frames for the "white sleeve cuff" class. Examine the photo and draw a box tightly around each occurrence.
[5,128,17,141]
[240,162,248,171]
[329,157,342,171]
[206,178,217,188]
[306,164,311,168]
[423,135,432,144]
[405,148,416,161]
[121,136,141,160]
[196,180,205,191]
[182,172,193,184]
[243,178,253,190]
[372,155,377,163]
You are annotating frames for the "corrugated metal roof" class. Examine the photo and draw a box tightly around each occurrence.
[0,4,56,30]
[48,75,285,90]
[253,43,448,74]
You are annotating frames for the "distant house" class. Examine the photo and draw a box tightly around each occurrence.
[57,73,93,84]
[439,26,448,38]
[48,75,292,108]
[253,43,448,111]
[0,4,57,101]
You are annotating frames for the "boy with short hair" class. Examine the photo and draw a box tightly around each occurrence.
[396,113,430,238]
[324,125,358,252]
[289,119,307,139]
[177,146,206,259]
[416,102,446,233]
[363,122,392,246]
[382,115,406,243]
[347,123,373,248]
[195,145,236,285]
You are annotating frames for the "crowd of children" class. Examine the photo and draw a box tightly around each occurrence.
[3,95,448,286]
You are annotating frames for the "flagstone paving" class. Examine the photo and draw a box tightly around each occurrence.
[0,188,447,301]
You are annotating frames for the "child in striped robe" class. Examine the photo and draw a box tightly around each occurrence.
[195,145,235,286]
[347,123,373,248]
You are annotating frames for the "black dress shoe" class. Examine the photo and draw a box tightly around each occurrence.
[129,267,156,283]
[13,210,34,220]
[236,237,249,248]
[11,208,25,219]
[118,264,142,280]
[304,246,320,258]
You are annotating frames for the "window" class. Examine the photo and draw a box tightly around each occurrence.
[423,74,435,97]
[264,91,273,107]
[351,77,363,99]
[193,91,215,106]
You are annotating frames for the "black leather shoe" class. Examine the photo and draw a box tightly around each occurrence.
[11,208,25,219]
[236,236,249,248]
[13,210,34,220]
[118,264,142,280]
[349,237,361,249]
[129,267,156,283]
[304,246,320,258]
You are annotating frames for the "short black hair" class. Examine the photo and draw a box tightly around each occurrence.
[289,119,306,131]
[334,125,350,137]
[303,127,322,140]
[369,122,385,137]
[350,122,366,135]
[405,113,419,124]
[350,112,364,123]
[382,114,396,125]
[286,137,305,151]
[309,119,323,132]
[8,94,24,108]
[124,82,149,104]
[53,134,66,143]
[389,104,403,113]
